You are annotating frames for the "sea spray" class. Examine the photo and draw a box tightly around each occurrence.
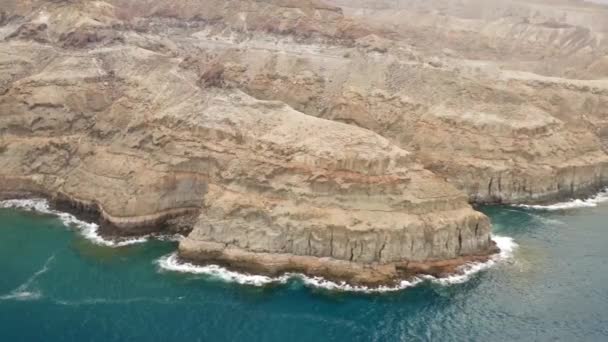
[426,235,517,285]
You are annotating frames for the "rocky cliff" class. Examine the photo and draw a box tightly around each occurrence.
[1,0,606,285]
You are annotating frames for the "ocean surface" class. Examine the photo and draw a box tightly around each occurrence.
[1,196,608,341]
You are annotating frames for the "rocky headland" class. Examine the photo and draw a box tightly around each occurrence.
[1,0,607,286]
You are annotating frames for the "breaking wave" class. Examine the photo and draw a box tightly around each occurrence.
[0,199,180,247]
[516,188,608,211]
[156,235,518,293]
[426,235,517,285]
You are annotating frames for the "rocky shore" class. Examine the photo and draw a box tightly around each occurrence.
[178,239,498,287]
[2,0,608,286]
[1,188,498,286]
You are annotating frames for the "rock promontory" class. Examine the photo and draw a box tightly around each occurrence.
[2,0,608,285]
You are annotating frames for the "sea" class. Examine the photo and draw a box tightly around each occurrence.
[1,193,608,341]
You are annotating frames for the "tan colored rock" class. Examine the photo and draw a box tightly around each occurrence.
[3,0,608,284]
[203,0,608,203]
[0,6,493,284]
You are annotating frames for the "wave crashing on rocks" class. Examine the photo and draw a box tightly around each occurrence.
[0,199,159,247]
[517,188,608,211]
[1,198,517,293]
[156,235,517,293]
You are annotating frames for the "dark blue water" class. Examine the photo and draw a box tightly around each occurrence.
[1,202,608,341]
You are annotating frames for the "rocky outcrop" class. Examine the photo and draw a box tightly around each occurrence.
[1,0,607,285]
[198,0,608,204]
[0,5,494,285]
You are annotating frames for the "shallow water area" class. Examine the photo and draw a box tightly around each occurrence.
[1,198,608,340]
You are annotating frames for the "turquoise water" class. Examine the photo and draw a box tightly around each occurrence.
[1,202,608,341]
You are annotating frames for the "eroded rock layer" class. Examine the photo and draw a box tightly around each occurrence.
[2,0,607,284]
[0,0,496,285]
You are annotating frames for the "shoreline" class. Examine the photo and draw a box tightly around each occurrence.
[2,185,606,289]
[158,234,517,292]
[471,182,608,207]
[0,193,518,293]
[4,185,608,289]
[177,238,499,288]
[0,191,510,290]
[0,190,197,237]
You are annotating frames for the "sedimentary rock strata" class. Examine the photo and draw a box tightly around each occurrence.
[1,0,607,284]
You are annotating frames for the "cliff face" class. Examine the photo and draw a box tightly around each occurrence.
[0,0,495,285]
[202,0,608,203]
[0,0,606,284]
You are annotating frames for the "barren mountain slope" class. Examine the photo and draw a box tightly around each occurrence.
[1,0,607,284]
[195,0,608,203]
[0,0,498,286]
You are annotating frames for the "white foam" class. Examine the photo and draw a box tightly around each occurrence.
[157,253,290,286]
[156,252,423,292]
[2,198,518,292]
[156,234,517,293]
[0,290,42,301]
[0,198,157,247]
[0,254,54,302]
[517,188,608,211]
[297,275,423,292]
[427,235,517,285]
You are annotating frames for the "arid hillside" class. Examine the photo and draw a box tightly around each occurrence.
[1,0,607,284]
